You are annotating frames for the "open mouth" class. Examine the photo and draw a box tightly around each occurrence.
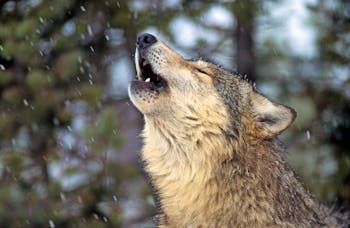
[137,55,167,90]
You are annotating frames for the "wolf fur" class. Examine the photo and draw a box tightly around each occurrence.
[128,33,348,227]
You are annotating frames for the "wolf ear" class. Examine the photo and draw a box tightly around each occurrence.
[250,91,296,137]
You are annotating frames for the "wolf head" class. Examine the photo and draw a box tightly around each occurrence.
[128,33,296,139]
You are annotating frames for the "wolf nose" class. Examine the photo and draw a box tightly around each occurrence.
[137,33,157,49]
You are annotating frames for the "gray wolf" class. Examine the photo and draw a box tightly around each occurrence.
[128,33,348,227]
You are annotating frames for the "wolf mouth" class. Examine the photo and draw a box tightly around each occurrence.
[137,53,167,91]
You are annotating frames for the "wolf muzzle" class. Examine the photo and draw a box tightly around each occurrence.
[129,33,167,96]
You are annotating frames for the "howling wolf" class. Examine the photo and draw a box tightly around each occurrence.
[128,33,348,227]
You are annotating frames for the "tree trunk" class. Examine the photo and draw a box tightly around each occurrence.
[233,0,257,82]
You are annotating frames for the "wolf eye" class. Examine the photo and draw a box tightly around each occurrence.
[196,68,209,75]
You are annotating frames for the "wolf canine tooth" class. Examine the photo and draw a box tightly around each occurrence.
[145,78,151,82]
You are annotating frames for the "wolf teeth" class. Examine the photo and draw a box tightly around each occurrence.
[145,78,151,82]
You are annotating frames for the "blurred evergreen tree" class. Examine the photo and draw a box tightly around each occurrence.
[232,0,260,81]
[0,0,152,226]
[305,0,350,206]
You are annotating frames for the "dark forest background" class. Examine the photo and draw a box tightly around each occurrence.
[0,0,349,227]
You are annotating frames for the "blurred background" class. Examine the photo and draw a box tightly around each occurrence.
[0,0,349,227]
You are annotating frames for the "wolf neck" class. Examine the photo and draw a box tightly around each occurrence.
[141,117,327,226]
[142,116,233,181]
[142,115,235,224]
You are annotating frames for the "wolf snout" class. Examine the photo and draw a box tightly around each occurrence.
[137,33,157,49]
